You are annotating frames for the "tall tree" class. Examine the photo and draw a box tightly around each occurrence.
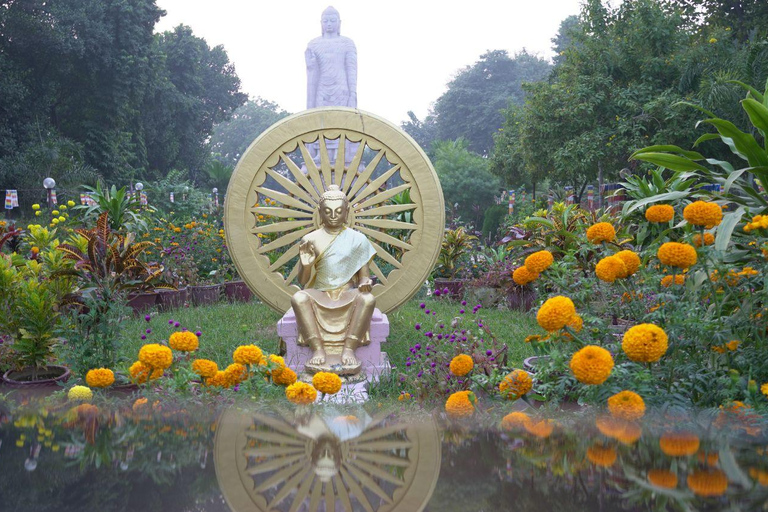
[210,98,289,166]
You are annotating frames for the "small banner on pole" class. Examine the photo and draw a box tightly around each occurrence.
[5,190,15,209]
[50,190,57,205]
[169,192,174,203]
[140,191,148,206]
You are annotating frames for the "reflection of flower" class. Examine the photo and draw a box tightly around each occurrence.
[501,411,529,430]
[683,201,722,228]
[586,222,615,244]
[570,346,613,385]
[132,397,148,412]
[139,344,173,369]
[658,242,697,269]
[169,331,199,352]
[648,469,678,489]
[524,419,555,438]
[85,368,115,388]
[524,250,554,273]
[587,443,616,467]
[68,385,93,402]
[445,390,475,418]
[659,432,700,456]
[687,469,728,497]
[449,354,474,376]
[645,204,674,223]
[233,345,263,365]
[286,382,318,405]
[499,369,532,400]
[622,324,668,363]
[607,390,646,420]
[537,296,576,332]
[313,372,342,395]
[192,359,219,378]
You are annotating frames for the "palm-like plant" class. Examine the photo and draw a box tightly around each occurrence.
[436,227,477,279]
[75,182,150,232]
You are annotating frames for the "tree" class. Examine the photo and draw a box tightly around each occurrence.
[400,111,438,156]
[551,15,582,65]
[432,50,551,156]
[210,98,289,166]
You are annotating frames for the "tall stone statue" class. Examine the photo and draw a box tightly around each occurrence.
[305,6,357,109]
[291,185,376,376]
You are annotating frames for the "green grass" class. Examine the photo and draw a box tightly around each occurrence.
[116,297,540,374]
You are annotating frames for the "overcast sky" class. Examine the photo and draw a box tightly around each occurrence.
[156,0,599,125]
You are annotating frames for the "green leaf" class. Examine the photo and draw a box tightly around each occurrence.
[624,191,690,215]
[674,100,717,118]
[704,158,735,174]
[742,98,768,137]
[715,206,745,251]
[630,145,705,160]
[631,152,710,173]
[726,79,765,103]
[722,168,747,194]
[693,133,722,147]
[699,118,768,167]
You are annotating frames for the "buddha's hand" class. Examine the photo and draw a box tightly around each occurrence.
[299,240,316,267]
[358,277,373,293]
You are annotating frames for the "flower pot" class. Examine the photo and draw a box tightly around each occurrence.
[189,284,222,306]
[127,291,158,314]
[224,281,253,302]
[2,365,71,388]
[157,287,188,311]
[433,278,466,298]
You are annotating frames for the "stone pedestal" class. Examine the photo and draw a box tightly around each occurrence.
[277,308,391,385]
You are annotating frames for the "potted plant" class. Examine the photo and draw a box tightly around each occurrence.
[433,226,477,297]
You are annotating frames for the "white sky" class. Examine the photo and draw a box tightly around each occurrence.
[155,0,591,125]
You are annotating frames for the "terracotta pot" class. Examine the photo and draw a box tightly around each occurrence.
[433,278,466,298]
[127,291,158,314]
[189,284,222,306]
[157,287,188,311]
[224,281,253,302]
[3,365,71,388]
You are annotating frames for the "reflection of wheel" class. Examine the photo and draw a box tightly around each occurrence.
[214,408,441,512]
[224,108,445,314]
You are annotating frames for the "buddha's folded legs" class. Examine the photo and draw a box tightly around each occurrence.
[292,291,325,364]
[342,292,375,365]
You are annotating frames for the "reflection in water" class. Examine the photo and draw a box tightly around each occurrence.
[0,401,767,511]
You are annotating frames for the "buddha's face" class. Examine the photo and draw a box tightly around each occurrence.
[321,13,340,35]
[320,198,347,229]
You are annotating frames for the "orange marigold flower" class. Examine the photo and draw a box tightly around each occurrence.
[85,368,115,388]
[587,443,617,467]
[312,372,342,395]
[645,204,675,223]
[233,345,263,365]
[607,390,646,420]
[501,411,530,430]
[661,274,685,287]
[615,250,641,276]
[726,340,740,351]
[749,467,768,486]
[659,432,700,457]
[285,381,317,405]
[595,255,627,283]
[648,469,678,489]
[683,201,722,228]
[499,369,532,400]
[191,359,218,379]
[398,392,412,401]
[524,250,554,274]
[586,222,616,244]
[449,354,474,376]
[138,344,173,369]
[687,469,728,497]
[570,345,614,385]
[129,361,164,383]
[273,366,297,386]
[168,331,199,352]
[524,418,555,438]
[622,324,668,363]
[761,382,768,398]
[536,296,576,332]
[693,232,715,247]
[566,314,583,333]
[132,397,149,413]
[657,242,697,269]
[225,363,248,384]
[445,390,475,418]
[206,370,232,388]
[512,266,539,286]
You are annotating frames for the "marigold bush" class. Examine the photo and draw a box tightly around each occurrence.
[607,390,646,420]
[168,331,199,352]
[225,363,248,384]
[273,366,297,386]
[191,359,218,378]
[449,354,474,376]
[85,368,115,388]
[512,266,538,286]
[206,370,231,388]
[233,345,263,365]
[569,346,614,385]
[622,324,668,363]
[286,381,317,405]
[524,250,554,274]
[138,344,173,369]
[312,372,342,395]
[586,222,616,244]
[445,390,475,418]
[499,369,532,400]
[536,296,576,332]
[683,201,722,228]
[657,242,697,269]
[595,256,627,283]
[645,204,675,223]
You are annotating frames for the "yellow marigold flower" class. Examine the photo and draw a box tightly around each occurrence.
[524,334,548,343]
[648,469,678,489]
[645,204,674,223]
[726,340,740,351]
[524,250,554,274]
[622,324,668,363]
[68,385,93,402]
[268,354,285,367]
[661,274,685,287]
[225,363,248,384]
[168,331,199,352]
[206,370,231,388]
[524,418,555,438]
[587,443,617,467]
[398,392,412,401]
[273,366,297,386]
[132,397,148,412]
[191,359,218,378]
[138,344,173,369]
[687,469,728,497]
[512,266,538,286]
[129,361,164,383]
[233,345,263,365]
[501,411,530,430]
[499,369,532,400]
[761,382,768,398]
[85,368,115,388]
[67,200,75,207]
[749,467,768,486]
[607,390,646,420]
[312,372,342,395]
[615,250,641,277]
[449,354,474,376]
[659,432,700,456]
[286,381,317,405]
[595,255,627,283]
[536,296,576,332]
[657,242,697,269]
[566,314,583,333]
[683,201,722,228]
[586,222,616,244]
[570,345,613,385]
[445,390,475,418]
[693,232,715,247]
[32,203,40,210]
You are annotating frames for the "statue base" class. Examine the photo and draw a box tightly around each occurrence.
[277,307,391,384]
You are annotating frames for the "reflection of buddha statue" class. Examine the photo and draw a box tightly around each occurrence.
[292,185,376,374]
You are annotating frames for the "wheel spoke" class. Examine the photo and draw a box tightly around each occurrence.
[334,136,346,187]
[347,149,385,199]
[266,168,317,206]
[352,165,401,204]
[355,183,411,210]
[298,141,326,195]
[355,203,416,217]
[318,136,333,187]
[281,153,321,200]
[250,219,313,235]
[255,186,314,213]
[356,218,417,231]
[250,206,313,219]
[341,141,366,195]
[368,240,402,269]
[355,226,413,252]
[369,259,388,285]
[269,244,300,272]
[257,227,314,253]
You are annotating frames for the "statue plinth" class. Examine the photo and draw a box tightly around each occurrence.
[278,307,390,382]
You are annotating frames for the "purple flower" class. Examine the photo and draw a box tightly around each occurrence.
[432,311,436,315]
[486,350,493,356]
[195,331,202,337]
[146,328,152,334]
[461,300,467,306]
[417,371,423,378]
[415,323,421,330]
[141,335,147,340]
[233,384,240,391]
[174,322,180,328]
[425,331,434,338]
[400,376,406,382]
[168,320,174,325]
[462,336,467,342]
[489,357,495,362]
[144,315,151,322]
[420,303,426,309]
[442,287,449,294]
[434,290,441,297]
[439,324,444,329]
[415,343,421,350]
[425,309,430,315]
[431,362,436,368]
[437,334,443,340]
[459,309,465,314]
[478,322,484,328]
[406,361,411,367]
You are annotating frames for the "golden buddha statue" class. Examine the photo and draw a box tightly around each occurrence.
[291,185,376,375]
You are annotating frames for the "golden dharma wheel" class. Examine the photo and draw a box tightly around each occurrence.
[224,108,445,314]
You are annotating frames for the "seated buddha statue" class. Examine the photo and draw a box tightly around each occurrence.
[291,185,376,374]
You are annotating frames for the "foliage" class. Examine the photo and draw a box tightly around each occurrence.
[481,205,508,242]
[75,182,151,233]
[400,111,438,156]
[435,227,478,279]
